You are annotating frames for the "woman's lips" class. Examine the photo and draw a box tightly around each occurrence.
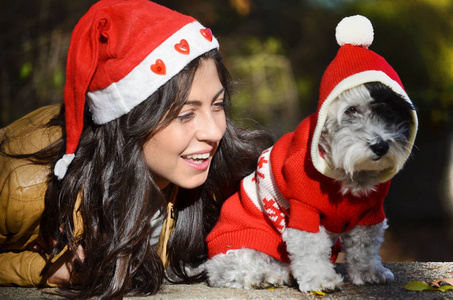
[182,152,211,170]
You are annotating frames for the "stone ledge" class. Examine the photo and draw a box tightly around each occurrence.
[1,262,453,299]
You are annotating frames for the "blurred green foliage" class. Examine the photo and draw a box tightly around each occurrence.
[19,62,32,80]
[155,0,453,134]
[349,0,453,128]
[1,0,452,130]
[227,37,300,134]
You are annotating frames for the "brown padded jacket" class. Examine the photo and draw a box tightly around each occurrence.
[0,105,175,286]
[0,105,178,286]
[0,105,61,286]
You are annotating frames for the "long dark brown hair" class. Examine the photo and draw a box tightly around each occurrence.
[2,49,273,299]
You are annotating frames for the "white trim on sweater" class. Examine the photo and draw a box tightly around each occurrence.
[242,147,289,233]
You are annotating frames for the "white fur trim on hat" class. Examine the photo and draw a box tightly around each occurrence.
[336,15,374,48]
[87,21,219,124]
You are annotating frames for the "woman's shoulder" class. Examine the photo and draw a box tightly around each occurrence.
[1,104,62,155]
[0,104,62,198]
[0,106,62,250]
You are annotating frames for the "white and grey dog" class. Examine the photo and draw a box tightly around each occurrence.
[205,15,418,293]
[204,81,417,292]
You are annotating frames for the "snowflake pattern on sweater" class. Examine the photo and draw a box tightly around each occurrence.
[242,148,289,233]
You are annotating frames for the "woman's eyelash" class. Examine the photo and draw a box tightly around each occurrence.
[214,100,227,109]
[177,112,194,121]
[177,100,226,121]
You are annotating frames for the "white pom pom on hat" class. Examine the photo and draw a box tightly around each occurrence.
[335,15,374,48]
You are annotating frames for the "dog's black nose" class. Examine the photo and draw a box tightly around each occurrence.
[370,140,389,157]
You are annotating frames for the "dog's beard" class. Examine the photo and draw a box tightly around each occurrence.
[319,82,414,197]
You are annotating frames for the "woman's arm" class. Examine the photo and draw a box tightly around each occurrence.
[0,251,50,286]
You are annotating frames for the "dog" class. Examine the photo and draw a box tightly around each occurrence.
[204,15,418,293]
[205,81,416,292]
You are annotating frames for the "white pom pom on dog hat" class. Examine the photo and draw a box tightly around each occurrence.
[335,15,374,48]
[317,14,406,112]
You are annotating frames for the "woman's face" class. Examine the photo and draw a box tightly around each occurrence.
[143,59,226,190]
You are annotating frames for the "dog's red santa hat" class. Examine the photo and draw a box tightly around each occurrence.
[54,0,219,179]
[311,15,418,183]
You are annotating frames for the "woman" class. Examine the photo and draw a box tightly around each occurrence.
[0,0,272,298]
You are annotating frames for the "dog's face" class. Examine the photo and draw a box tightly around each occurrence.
[319,82,414,196]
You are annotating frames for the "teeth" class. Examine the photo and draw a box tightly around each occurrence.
[186,153,210,160]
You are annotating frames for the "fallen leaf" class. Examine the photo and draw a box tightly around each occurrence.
[266,285,283,290]
[434,285,453,292]
[404,281,437,291]
[310,290,326,296]
[404,281,453,292]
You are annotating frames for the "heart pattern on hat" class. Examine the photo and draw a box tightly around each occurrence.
[175,39,190,54]
[200,28,213,42]
[151,59,166,75]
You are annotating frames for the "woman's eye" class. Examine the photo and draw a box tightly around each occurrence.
[213,100,226,111]
[177,111,194,122]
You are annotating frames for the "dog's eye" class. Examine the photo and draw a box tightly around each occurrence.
[372,102,388,108]
[376,103,390,111]
[345,106,358,116]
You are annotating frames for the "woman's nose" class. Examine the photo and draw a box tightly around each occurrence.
[196,112,225,142]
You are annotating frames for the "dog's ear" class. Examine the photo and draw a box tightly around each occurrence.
[366,82,414,127]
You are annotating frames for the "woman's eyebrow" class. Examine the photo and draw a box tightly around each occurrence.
[212,88,225,102]
[184,88,225,106]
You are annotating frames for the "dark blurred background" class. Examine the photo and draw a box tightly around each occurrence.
[1,0,452,262]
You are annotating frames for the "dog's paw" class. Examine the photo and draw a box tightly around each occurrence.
[205,249,291,289]
[250,272,290,290]
[349,264,394,285]
[295,268,343,293]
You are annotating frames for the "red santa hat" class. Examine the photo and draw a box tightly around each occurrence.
[54,0,219,179]
[310,15,418,181]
